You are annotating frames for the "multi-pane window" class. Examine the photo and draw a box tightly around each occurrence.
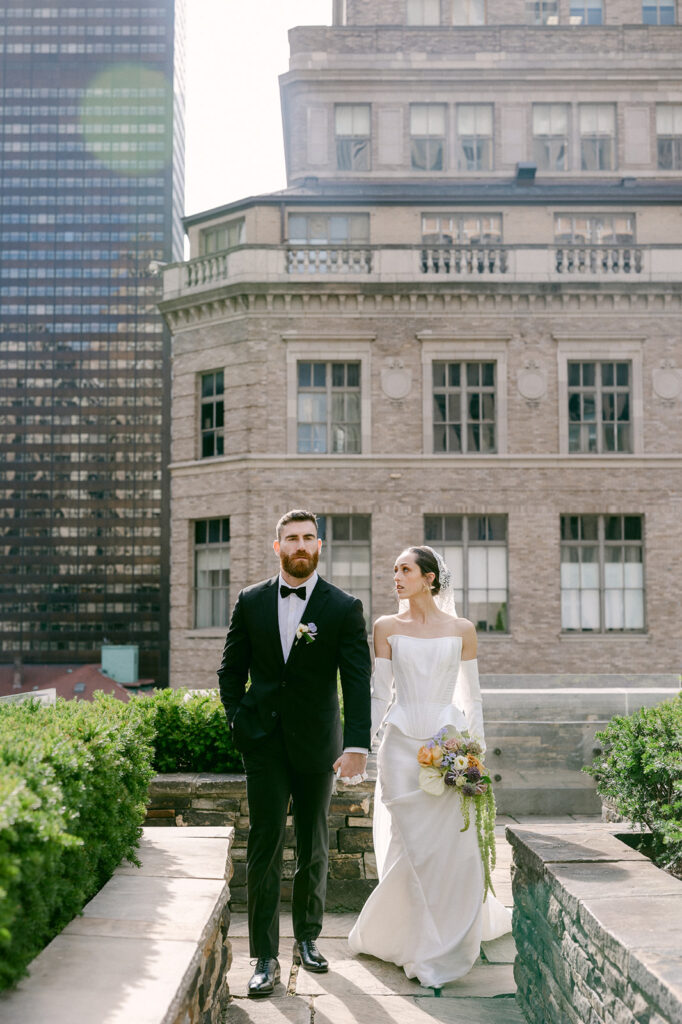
[335,104,371,171]
[526,0,559,23]
[642,0,676,23]
[200,371,224,458]
[194,518,230,629]
[452,0,486,24]
[567,361,632,453]
[656,104,682,169]
[317,514,371,620]
[554,214,635,244]
[297,362,361,454]
[407,0,441,24]
[200,218,244,256]
[425,514,508,632]
[287,213,370,244]
[422,213,502,243]
[580,104,616,171]
[456,105,493,171]
[432,361,496,453]
[570,0,603,23]
[410,104,446,171]
[532,104,569,171]
[560,515,644,632]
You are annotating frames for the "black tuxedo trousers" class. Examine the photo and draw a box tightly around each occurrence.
[217,574,371,956]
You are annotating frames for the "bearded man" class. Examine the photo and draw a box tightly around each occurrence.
[218,509,371,997]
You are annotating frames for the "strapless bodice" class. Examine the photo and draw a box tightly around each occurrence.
[382,634,467,739]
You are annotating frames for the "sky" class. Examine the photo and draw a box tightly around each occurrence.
[184,0,332,217]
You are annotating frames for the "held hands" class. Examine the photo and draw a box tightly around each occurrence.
[333,751,368,786]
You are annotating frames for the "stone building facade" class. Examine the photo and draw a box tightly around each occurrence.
[160,0,682,692]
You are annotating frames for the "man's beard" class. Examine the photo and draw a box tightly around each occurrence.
[281,549,319,579]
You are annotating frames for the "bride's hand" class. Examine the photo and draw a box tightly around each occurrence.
[333,751,368,785]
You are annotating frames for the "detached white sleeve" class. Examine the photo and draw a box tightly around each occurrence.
[455,658,486,752]
[370,657,394,742]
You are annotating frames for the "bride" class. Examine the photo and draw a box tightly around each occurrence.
[348,545,511,988]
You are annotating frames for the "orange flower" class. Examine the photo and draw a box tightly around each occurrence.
[467,755,485,772]
[431,744,444,767]
[417,746,434,766]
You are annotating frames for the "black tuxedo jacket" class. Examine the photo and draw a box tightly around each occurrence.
[217,574,371,773]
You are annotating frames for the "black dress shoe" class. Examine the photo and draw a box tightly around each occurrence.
[293,939,329,973]
[247,957,280,997]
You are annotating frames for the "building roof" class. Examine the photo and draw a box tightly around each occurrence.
[183,177,682,228]
[0,663,147,703]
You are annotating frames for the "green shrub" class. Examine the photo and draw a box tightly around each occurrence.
[0,694,155,990]
[134,687,242,773]
[584,693,682,876]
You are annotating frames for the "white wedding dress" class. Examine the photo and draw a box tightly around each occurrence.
[348,634,511,988]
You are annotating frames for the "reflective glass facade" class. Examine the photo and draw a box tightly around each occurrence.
[0,1,185,680]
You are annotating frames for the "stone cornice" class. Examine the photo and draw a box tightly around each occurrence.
[169,452,682,475]
[161,285,682,334]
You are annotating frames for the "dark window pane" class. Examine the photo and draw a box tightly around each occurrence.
[347,363,360,388]
[487,515,507,540]
[216,372,224,394]
[582,515,598,540]
[332,363,345,387]
[332,516,350,541]
[201,374,214,398]
[313,363,326,388]
[617,394,629,421]
[215,402,224,428]
[195,521,207,544]
[469,394,480,420]
[216,435,224,456]
[602,362,614,386]
[444,515,463,541]
[602,393,615,421]
[467,363,480,387]
[434,394,447,422]
[605,516,622,540]
[208,520,221,544]
[221,519,230,542]
[448,363,461,387]
[201,434,214,458]
[467,423,480,451]
[482,363,495,387]
[433,362,446,388]
[448,424,462,451]
[616,362,630,386]
[582,362,595,387]
[469,516,488,541]
[568,394,581,422]
[624,516,642,540]
[448,393,461,421]
[351,515,370,541]
[568,363,580,387]
[298,362,311,388]
[317,515,327,541]
[424,516,442,542]
[434,425,447,451]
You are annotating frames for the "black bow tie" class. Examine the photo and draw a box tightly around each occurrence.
[280,584,306,600]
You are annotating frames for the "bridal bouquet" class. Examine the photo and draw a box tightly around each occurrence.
[417,725,497,898]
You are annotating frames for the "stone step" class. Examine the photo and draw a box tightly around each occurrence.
[493,769,601,816]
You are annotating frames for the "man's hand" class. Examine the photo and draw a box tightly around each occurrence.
[333,751,368,785]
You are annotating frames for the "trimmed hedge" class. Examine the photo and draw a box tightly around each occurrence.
[0,694,155,990]
[585,693,682,876]
[135,687,242,774]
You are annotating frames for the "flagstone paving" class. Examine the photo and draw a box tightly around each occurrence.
[220,818,587,1024]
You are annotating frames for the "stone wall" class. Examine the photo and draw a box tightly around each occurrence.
[146,774,377,912]
[507,822,682,1024]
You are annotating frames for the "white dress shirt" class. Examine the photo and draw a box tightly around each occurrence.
[277,570,317,661]
[276,571,367,758]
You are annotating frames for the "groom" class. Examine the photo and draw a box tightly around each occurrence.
[218,509,371,997]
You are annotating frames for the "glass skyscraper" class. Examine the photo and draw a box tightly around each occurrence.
[0,1,185,681]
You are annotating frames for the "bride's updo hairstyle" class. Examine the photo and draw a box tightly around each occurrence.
[408,546,441,595]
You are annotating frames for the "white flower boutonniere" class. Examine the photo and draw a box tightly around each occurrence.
[295,621,317,645]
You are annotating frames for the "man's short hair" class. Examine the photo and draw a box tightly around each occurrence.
[275,509,318,540]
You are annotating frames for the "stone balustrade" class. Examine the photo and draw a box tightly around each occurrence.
[162,242,682,300]
[507,821,682,1024]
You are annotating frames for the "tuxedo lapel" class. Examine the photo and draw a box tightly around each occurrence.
[261,575,285,665]
[285,576,332,666]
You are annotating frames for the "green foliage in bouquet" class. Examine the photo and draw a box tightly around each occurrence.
[0,694,155,990]
[584,693,682,876]
[134,687,242,773]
